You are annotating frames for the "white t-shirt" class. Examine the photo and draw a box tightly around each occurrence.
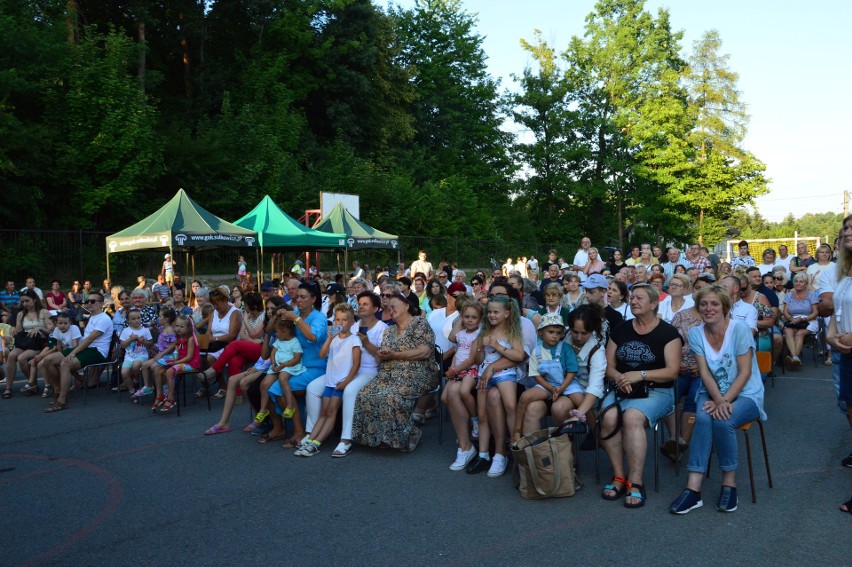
[731,300,758,333]
[527,258,539,272]
[818,263,838,296]
[453,328,481,366]
[833,276,852,334]
[51,325,82,349]
[807,262,834,284]
[756,262,777,276]
[325,333,363,386]
[85,312,114,357]
[775,255,793,277]
[119,326,153,358]
[428,308,456,353]
[657,295,695,324]
[573,249,589,270]
[358,320,388,375]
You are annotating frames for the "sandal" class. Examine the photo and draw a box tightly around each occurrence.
[21,383,39,396]
[2,389,11,399]
[602,476,627,501]
[194,387,208,399]
[252,409,270,425]
[281,436,305,449]
[840,497,852,514]
[332,442,352,458]
[204,424,231,435]
[624,483,646,509]
[282,407,295,419]
[258,432,288,445]
[243,421,262,433]
[44,401,68,413]
[211,388,226,400]
[159,399,176,413]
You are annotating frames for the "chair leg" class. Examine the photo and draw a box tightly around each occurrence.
[758,421,773,488]
[742,427,756,504]
[653,421,660,493]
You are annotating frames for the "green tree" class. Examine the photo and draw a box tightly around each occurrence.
[677,30,769,244]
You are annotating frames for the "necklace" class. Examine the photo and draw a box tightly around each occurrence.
[244,312,264,330]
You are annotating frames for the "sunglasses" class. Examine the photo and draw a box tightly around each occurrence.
[487,293,508,299]
[86,299,101,304]
[774,276,784,281]
[438,274,447,278]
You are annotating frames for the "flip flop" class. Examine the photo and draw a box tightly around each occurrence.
[204,425,232,436]
[44,402,68,413]
[332,442,352,458]
[258,432,288,445]
[281,437,306,449]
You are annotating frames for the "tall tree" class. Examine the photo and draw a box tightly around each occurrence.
[674,30,768,244]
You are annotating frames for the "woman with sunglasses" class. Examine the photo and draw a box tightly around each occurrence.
[3,290,52,398]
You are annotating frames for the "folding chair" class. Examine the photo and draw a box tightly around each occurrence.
[79,338,120,405]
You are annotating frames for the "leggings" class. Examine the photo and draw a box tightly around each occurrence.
[305,372,378,440]
[211,340,262,378]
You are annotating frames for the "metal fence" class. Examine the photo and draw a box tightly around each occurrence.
[0,229,568,287]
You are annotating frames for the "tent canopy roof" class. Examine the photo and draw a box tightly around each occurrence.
[313,203,399,250]
[107,189,258,253]
[232,195,346,249]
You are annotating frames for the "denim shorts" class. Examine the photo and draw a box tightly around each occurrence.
[601,386,675,428]
[533,381,584,397]
[487,373,517,388]
[322,386,343,398]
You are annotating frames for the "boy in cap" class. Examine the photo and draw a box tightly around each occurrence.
[512,313,579,441]
[162,254,176,285]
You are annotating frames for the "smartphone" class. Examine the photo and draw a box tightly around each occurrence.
[358,326,368,336]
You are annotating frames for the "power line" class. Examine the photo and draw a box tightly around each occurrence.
[758,193,836,202]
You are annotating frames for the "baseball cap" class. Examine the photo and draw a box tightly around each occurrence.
[260,281,274,292]
[324,283,345,295]
[581,274,609,290]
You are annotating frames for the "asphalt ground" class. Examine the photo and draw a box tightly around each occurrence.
[1,354,850,566]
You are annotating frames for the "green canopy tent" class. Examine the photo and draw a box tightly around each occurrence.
[105,188,259,281]
[312,203,400,269]
[232,195,347,280]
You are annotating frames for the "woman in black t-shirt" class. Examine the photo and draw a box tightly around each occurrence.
[599,283,682,509]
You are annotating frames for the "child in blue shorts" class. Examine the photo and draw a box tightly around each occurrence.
[295,304,361,457]
[513,313,579,441]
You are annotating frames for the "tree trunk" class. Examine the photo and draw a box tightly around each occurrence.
[699,207,704,245]
[179,12,192,99]
[65,0,78,45]
[137,20,146,94]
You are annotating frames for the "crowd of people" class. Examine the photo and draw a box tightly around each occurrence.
[1,231,849,514]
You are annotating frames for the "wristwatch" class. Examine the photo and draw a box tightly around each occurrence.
[640,370,647,380]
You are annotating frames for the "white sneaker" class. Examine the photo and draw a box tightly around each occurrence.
[450,447,477,471]
[487,454,509,477]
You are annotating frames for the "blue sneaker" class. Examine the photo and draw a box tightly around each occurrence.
[670,489,703,515]
[717,486,737,512]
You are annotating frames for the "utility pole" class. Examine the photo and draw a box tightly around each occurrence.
[844,190,850,217]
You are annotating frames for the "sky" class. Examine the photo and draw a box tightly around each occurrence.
[381,0,852,222]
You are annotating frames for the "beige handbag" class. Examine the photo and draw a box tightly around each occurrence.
[511,425,581,500]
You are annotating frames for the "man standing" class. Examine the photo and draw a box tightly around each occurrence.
[502,257,514,276]
[571,237,592,272]
[700,246,721,271]
[730,240,756,270]
[774,244,793,277]
[410,250,434,279]
[686,243,709,273]
[624,246,641,266]
[352,261,365,279]
[42,292,113,412]
[526,255,539,275]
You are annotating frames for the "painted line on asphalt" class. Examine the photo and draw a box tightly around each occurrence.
[0,454,123,567]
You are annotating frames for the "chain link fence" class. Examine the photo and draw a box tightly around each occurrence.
[0,230,570,287]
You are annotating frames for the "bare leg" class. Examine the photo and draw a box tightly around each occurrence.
[522,400,547,434]
[57,356,82,405]
[622,409,649,505]
[514,387,548,441]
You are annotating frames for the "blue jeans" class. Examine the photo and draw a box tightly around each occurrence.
[687,394,760,473]
[833,350,847,413]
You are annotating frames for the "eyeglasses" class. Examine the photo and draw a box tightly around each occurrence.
[86,299,101,304]
[438,274,447,278]
[667,283,684,289]
[487,293,508,299]
[380,293,395,298]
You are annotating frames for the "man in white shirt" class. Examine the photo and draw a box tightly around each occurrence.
[24,277,44,300]
[352,261,365,279]
[42,291,113,411]
[502,257,515,276]
[661,247,690,279]
[722,275,757,332]
[527,255,539,275]
[410,250,434,279]
[571,237,592,272]
[775,245,793,277]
